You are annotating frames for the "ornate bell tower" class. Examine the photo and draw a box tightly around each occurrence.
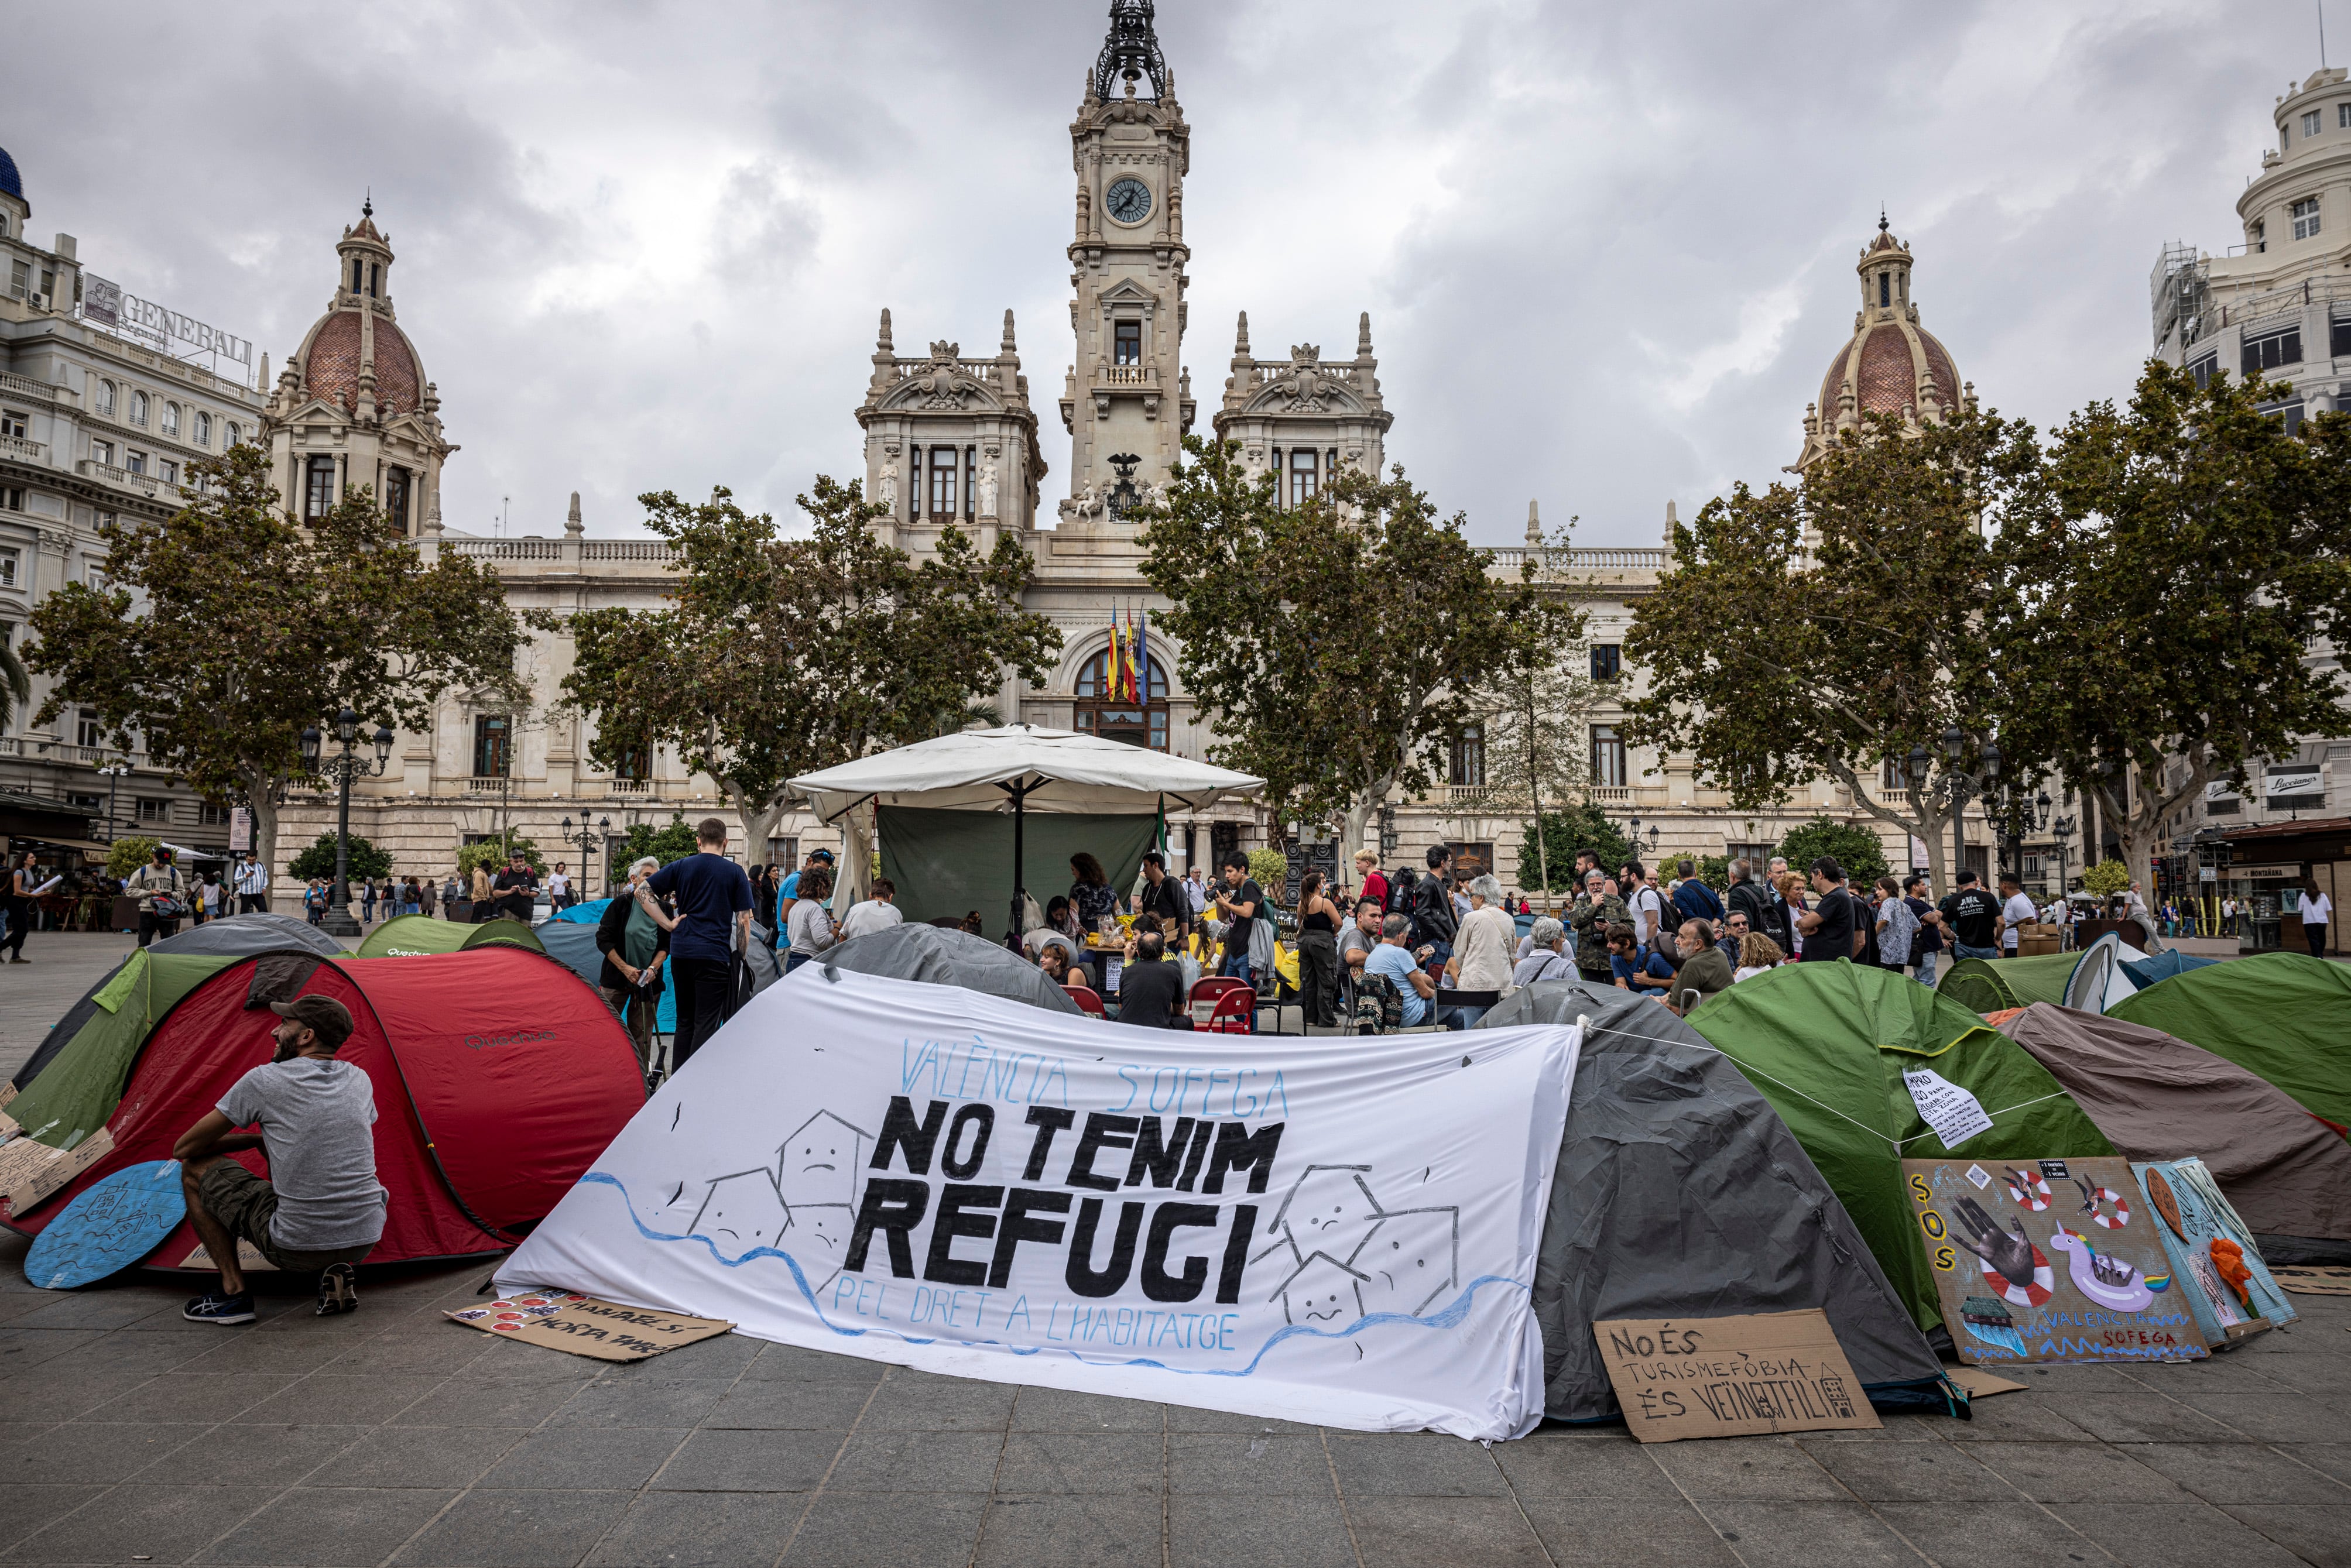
[1057,0,1195,527]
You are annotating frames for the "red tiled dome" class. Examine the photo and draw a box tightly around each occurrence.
[300,308,421,417]
[1818,324,1960,421]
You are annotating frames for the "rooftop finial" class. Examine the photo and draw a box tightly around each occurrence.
[1002,307,1017,352]
[1234,310,1250,356]
[1525,499,1541,547]
[877,307,893,352]
[1092,0,1167,102]
[566,491,583,535]
[1878,205,1888,234]
[363,188,373,219]
[1358,311,1373,356]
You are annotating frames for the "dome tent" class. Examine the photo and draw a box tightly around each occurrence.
[2108,951,2351,1135]
[1687,961,2115,1332]
[1997,1002,2351,1265]
[3,946,644,1269]
[9,912,342,1096]
[1936,932,2140,1015]
[1476,980,1946,1419]
[821,922,1082,1015]
[354,912,545,960]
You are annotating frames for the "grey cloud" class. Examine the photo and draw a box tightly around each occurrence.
[4,0,2329,545]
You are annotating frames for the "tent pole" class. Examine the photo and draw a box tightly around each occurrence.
[1010,781,1026,949]
[1157,793,1165,855]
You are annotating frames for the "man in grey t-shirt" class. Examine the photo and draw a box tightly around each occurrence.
[174,994,386,1323]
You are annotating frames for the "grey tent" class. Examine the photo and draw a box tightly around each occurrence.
[1999,1001,2351,1265]
[10,912,342,1090]
[1478,979,1947,1421]
[537,917,783,1015]
[821,923,1082,1015]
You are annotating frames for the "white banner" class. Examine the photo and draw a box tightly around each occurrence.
[502,967,1578,1440]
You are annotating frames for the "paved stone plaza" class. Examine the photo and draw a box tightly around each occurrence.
[5,934,2347,1566]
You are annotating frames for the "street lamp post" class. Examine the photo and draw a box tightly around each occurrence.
[1908,728,2000,889]
[96,759,131,843]
[558,816,601,903]
[301,708,393,938]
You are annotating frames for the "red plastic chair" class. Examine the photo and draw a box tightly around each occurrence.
[1066,984,1107,1017]
[1190,977,1256,1034]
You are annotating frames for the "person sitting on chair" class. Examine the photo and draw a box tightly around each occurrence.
[1116,928,1188,1028]
[174,996,385,1323]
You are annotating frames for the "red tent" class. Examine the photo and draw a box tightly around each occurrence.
[2,947,643,1268]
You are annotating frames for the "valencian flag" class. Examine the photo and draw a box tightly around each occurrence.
[1135,605,1150,699]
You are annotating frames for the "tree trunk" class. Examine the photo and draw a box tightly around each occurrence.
[240,763,282,891]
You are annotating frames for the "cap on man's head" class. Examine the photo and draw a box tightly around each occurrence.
[269,994,354,1050]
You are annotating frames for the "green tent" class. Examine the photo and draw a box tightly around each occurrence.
[355,914,546,960]
[5,951,239,1150]
[2108,952,2351,1135]
[1688,960,2116,1331]
[1938,951,2085,1013]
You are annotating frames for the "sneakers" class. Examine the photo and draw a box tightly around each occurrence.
[183,1291,255,1325]
[316,1262,358,1316]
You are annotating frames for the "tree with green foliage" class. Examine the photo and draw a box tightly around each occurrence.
[25,445,525,875]
[1775,815,1889,890]
[1517,799,1634,896]
[1992,362,2351,893]
[288,832,392,884]
[607,813,702,882]
[1246,848,1289,907]
[456,836,544,883]
[553,479,1060,856]
[1625,404,2040,898]
[104,837,161,880]
[1139,438,1573,852]
[1472,521,1594,901]
[2081,859,2130,899]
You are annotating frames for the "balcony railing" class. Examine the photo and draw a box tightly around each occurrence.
[0,434,46,462]
[0,370,67,405]
[606,778,653,794]
[75,459,173,498]
[581,539,676,562]
[1100,364,1155,387]
[465,775,512,793]
[1486,545,1670,575]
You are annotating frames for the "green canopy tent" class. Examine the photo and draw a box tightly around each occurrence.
[1688,960,2116,1332]
[2107,951,2351,1135]
[354,914,546,960]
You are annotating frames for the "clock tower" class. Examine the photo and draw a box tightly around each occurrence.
[1057,0,1195,527]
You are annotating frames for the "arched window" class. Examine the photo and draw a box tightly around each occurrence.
[129,390,148,426]
[223,421,240,448]
[160,402,179,437]
[351,258,364,294]
[193,411,211,447]
[1074,645,1168,750]
[95,380,115,416]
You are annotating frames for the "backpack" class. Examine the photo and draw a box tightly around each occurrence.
[1349,971,1404,1034]
[1636,884,1677,939]
[1385,866,1417,916]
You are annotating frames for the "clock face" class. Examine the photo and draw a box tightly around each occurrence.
[1104,177,1153,225]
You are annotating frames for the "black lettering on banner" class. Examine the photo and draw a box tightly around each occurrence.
[845,1178,931,1277]
[1022,1106,1076,1180]
[1215,1203,1257,1304]
[1065,1113,1140,1192]
[1201,1121,1286,1194]
[940,1104,995,1179]
[988,1187,1073,1288]
[923,1183,1004,1287]
[1125,1116,1197,1188]
[1175,1119,1214,1192]
[1065,1198,1144,1296]
[872,1097,949,1175]
[1139,1202,1218,1302]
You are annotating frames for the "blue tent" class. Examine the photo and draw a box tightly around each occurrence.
[2120,949,2220,992]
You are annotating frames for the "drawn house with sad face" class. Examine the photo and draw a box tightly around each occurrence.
[689,1111,872,1290]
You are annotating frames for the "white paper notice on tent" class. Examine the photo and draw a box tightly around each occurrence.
[496,966,1581,1441]
[1902,1069,1993,1151]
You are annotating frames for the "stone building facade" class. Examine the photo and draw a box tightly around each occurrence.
[0,140,268,857]
[269,3,1987,901]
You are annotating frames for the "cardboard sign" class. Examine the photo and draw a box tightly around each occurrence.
[1949,1367,2027,1399]
[1904,1157,2208,1364]
[0,1081,17,1112]
[1592,1310,1880,1442]
[179,1241,278,1272]
[0,1128,116,1218]
[446,1292,734,1361]
[23,1161,186,1289]
[2133,1159,2296,1344]
[1902,1069,1993,1151]
[2271,1266,2351,1296]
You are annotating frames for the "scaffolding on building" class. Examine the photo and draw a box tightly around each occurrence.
[2150,241,2213,356]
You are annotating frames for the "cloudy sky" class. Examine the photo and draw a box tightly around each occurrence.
[11,1,2327,546]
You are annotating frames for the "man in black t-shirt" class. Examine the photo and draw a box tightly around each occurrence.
[1796,857,1856,963]
[491,854,539,922]
[1137,850,1188,935]
[1939,870,2002,959]
[1903,873,1945,986]
[1116,930,1188,1028]
[1212,852,1264,1033]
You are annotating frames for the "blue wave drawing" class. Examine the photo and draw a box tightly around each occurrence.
[569,1170,1523,1378]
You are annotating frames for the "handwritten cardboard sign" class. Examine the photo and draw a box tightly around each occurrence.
[1592,1310,1880,1442]
[0,1128,116,1218]
[2271,1267,2351,1297]
[446,1292,734,1361]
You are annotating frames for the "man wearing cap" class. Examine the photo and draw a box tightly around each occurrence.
[173,995,386,1323]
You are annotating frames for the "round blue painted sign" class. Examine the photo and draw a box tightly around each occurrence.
[23,1160,186,1290]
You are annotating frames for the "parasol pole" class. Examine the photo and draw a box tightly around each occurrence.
[1009,777,1028,948]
